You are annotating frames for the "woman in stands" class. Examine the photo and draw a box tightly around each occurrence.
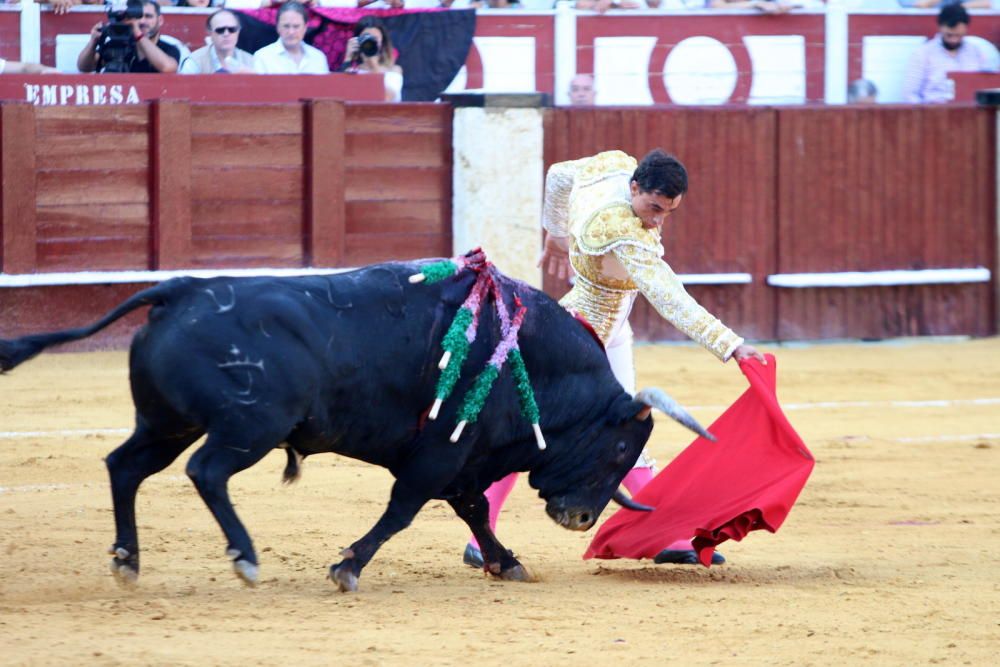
[340,16,404,103]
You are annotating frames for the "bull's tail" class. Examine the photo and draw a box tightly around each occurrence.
[0,279,189,373]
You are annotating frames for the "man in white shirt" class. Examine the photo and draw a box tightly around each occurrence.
[253,2,330,75]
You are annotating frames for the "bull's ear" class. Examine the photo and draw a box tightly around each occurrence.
[607,395,648,425]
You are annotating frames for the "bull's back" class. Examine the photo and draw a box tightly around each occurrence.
[128,265,477,459]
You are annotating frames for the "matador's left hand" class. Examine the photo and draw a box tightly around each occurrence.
[538,233,572,281]
[732,344,767,364]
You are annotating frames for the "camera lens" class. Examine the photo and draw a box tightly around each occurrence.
[358,34,379,58]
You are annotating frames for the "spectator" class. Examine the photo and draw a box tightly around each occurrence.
[0,58,59,74]
[253,2,330,74]
[76,0,180,73]
[847,78,878,103]
[177,0,216,6]
[340,15,403,102]
[901,4,998,103]
[180,9,255,73]
[568,73,596,105]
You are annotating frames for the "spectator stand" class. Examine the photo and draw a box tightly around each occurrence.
[16,3,1000,105]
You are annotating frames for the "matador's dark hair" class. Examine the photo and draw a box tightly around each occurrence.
[632,149,688,199]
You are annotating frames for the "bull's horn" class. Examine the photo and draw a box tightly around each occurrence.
[612,489,654,512]
[634,388,716,442]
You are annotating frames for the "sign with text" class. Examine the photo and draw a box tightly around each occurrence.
[0,73,384,106]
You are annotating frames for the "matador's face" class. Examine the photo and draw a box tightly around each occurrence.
[629,181,683,230]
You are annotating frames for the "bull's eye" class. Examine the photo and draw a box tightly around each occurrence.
[617,441,628,454]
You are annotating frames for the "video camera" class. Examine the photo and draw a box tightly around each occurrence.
[97,0,145,73]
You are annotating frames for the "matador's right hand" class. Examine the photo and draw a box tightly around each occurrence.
[538,233,572,282]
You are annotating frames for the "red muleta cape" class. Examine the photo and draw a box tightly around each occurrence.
[584,355,814,566]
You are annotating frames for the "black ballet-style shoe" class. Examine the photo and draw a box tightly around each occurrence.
[653,549,726,565]
[463,543,484,568]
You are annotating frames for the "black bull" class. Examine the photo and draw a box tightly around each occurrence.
[0,261,708,592]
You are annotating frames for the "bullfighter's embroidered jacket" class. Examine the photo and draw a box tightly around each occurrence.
[542,150,743,361]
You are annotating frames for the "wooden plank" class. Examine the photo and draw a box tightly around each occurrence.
[36,204,149,240]
[345,103,450,135]
[151,100,191,270]
[36,132,148,171]
[36,169,148,206]
[189,104,303,135]
[191,134,303,169]
[190,167,303,201]
[188,237,303,268]
[36,237,150,272]
[345,166,448,201]
[1,103,37,274]
[305,99,345,268]
[34,105,147,136]
[191,200,303,235]
[344,232,450,265]
[345,201,446,236]
[344,132,449,167]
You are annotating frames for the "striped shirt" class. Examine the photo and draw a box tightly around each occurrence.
[901,35,997,104]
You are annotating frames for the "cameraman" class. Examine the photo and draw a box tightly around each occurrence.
[339,16,403,102]
[77,1,180,74]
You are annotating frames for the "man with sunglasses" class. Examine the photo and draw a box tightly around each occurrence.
[180,9,254,75]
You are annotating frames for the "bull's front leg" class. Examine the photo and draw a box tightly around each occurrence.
[329,479,429,592]
[448,492,533,582]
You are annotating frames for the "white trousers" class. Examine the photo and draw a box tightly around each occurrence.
[605,319,656,470]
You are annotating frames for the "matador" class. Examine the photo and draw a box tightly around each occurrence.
[463,149,764,568]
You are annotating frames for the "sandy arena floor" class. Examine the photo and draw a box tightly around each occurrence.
[1,338,998,666]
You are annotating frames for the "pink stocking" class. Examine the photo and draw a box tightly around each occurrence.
[468,472,519,550]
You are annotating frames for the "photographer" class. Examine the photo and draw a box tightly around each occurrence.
[339,16,403,102]
[77,1,180,74]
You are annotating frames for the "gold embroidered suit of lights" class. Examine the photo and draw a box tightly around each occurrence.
[545,150,744,360]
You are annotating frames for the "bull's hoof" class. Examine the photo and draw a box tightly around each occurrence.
[109,558,139,587]
[497,563,535,583]
[108,545,138,587]
[233,559,259,587]
[328,563,359,593]
[225,548,259,587]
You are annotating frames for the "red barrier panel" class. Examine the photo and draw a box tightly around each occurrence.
[0,8,19,62]
[775,105,995,339]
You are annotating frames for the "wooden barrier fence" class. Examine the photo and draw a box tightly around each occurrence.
[0,102,996,346]
[1,100,452,273]
[544,105,996,341]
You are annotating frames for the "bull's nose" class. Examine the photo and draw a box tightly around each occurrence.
[546,502,596,531]
[567,511,595,531]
